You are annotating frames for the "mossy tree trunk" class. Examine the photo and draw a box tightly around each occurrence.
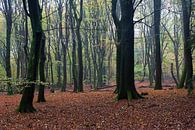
[17,0,43,113]
[178,65,187,88]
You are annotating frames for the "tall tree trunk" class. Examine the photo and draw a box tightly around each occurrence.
[180,0,193,93]
[74,0,84,92]
[69,1,78,92]
[62,44,67,92]
[17,0,43,113]
[37,34,46,102]
[113,0,141,100]
[154,0,162,90]
[61,1,69,92]
[76,24,83,92]
[57,0,63,89]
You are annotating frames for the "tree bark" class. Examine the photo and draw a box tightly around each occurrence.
[37,34,46,102]
[180,0,193,94]
[154,0,162,90]
[113,0,141,100]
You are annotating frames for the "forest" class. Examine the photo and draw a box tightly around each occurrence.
[0,0,194,129]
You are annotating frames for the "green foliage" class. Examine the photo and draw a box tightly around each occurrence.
[135,64,145,80]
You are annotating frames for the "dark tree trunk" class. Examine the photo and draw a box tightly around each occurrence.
[76,25,83,92]
[56,0,63,89]
[112,0,141,100]
[17,0,43,113]
[154,0,162,90]
[69,1,78,92]
[180,0,193,93]
[62,43,67,92]
[37,34,46,102]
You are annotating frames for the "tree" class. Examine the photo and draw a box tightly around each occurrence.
[112,0,142,100]
[17,0,43,112]
[74,0,84,92]
[69,0,78,92]
[61,0,69,92]
[1,0,13,95]
[154,0,162,90]
[56,0,65,91]
[37,34,46,102]
[70,0,84,92]
[180,0,193,93]
[112,0,121,94]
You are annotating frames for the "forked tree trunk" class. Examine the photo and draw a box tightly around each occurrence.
[112,0,141,100]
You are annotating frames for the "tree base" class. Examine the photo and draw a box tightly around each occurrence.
[117,90,143,101]
[17,104,36,113]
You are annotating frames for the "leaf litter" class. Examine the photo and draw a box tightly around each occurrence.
[0,82,195,130]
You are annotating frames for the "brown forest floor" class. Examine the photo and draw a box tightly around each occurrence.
[0,81,195,130]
